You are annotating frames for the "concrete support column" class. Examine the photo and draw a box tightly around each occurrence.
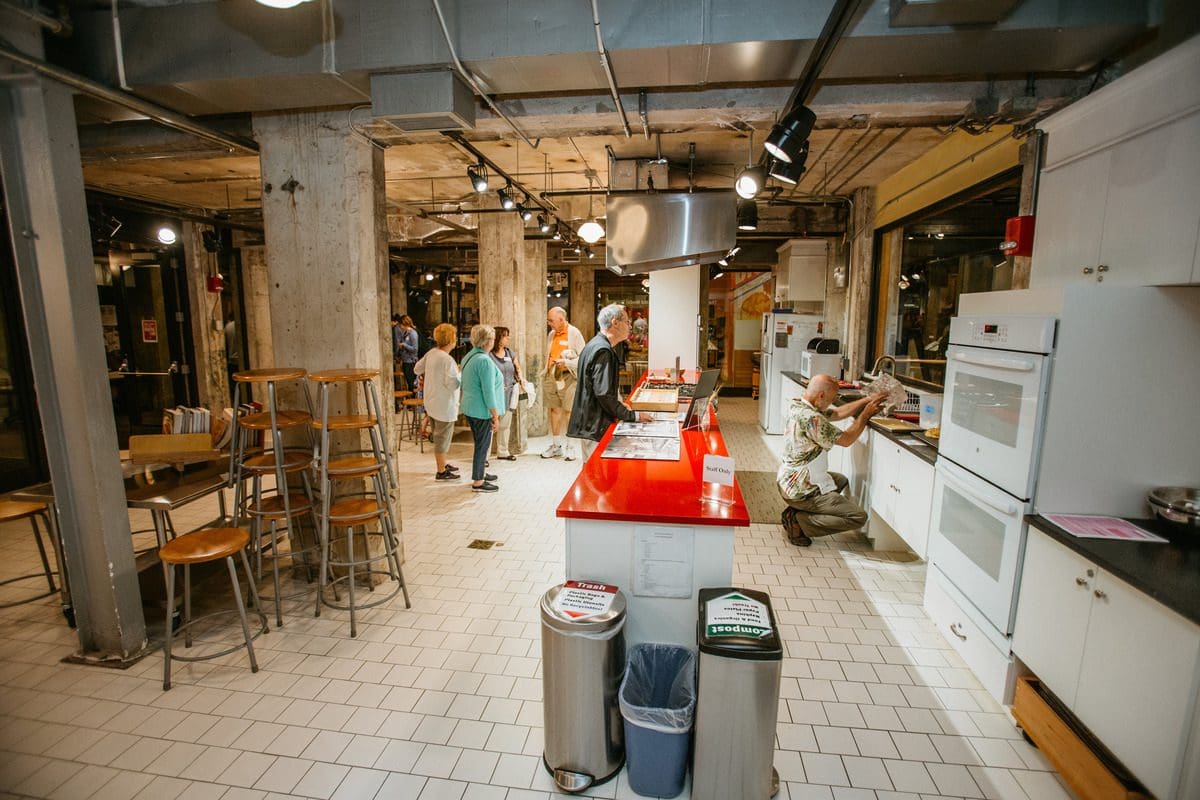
[182,221,230,409]
[569,265,595,339]
[523,241,549,437]
[253,111,396,553]
[846,187,876,380]
[0,71,146,660]
[477,199,525,336]
[239,245,275,371]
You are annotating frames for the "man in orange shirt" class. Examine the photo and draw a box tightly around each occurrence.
[540,306,586,460]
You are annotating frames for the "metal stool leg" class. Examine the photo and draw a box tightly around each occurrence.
[227,555,260,674]
[163,563,176,690]
[268,520,283,627]
[28,515,56,594]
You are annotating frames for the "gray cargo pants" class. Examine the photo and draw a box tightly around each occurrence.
[781,473,867,539]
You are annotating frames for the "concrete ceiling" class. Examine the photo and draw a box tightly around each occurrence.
[49,0,1182,248]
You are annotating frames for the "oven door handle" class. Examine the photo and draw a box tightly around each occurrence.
[952,351,1037,373]
[937,467,1020,517]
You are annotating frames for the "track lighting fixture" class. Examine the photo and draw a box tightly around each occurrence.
[517,197,534,221]
[735,165,766,200]
[467,163,488,193]
[255,0,312,7]
[736,199,758,231]
[424,271,435,281]
[497,183,516,211]
[767,152,807,185]
[538,214,551,233]
[552,226,563,241]
[764,104,816,164]
[157,226,177,245]
[586,248,596,259]
[710,264,725,280]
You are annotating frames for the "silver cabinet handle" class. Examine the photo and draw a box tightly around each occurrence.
[1096,264,1109,273]
[1082,266,1094,275]
[1094,589,1107,599]
[1086,568,1094,577]
[949,623,967,641]
[1075,576,1088,586]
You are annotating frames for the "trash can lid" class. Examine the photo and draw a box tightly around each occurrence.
[696,587,782,660]
[541,580,627,634]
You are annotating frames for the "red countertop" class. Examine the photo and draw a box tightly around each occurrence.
[555,372,750,527]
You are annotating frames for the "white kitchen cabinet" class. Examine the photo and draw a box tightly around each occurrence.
[776,239,827,303]
[867,434,933,558]
[1028,150,1109,286]
[830,420,871,511]
[1012,528,1200,800]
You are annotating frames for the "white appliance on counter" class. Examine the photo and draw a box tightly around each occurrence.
[926,312,1057,702]
[759,312,821,434]
[799,350,841,380]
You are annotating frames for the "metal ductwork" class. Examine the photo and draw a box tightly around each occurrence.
[370,70,475,132]
[890,0,1025,28]
[605,192,736,275]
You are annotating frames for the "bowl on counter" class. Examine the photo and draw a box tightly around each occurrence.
[1148,487,1200,527]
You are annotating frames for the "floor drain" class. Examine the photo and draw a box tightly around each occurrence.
[467,539,502,550]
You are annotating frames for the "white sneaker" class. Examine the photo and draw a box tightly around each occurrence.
[563,447,576,462]
[541,444,562,459]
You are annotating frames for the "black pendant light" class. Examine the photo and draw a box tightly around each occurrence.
[764,105,816,164]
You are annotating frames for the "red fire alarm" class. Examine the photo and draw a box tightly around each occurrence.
[206,273,225,293]
[1000,215,1035,257]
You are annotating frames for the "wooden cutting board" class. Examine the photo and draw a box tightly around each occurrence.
[873,417,921,432]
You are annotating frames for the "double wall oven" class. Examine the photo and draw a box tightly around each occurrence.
[928,315,1056,640]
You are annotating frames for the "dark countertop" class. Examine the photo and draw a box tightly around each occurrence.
[1026,514,1200,627]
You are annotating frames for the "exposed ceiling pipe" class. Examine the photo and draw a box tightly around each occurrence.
[589,0,631,138]
[0,1,71,36]
[638,89,650,140]
[0,42,259,155]
[429,0,540,149]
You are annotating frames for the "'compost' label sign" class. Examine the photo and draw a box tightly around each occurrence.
[553,581,619,620]
[705,592,772,639]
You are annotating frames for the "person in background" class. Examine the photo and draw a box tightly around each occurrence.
[777,374,884,546]
[567,304,653,461]
[414,322,461,481]
[540,306,586,461]
[397,314,419,392]
[459,324,505,492]
[488,326,523,461]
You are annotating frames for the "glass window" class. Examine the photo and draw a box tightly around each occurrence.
[948,370,1024,448]
[939,485,1006,581]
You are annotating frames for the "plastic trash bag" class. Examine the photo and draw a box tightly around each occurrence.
[618,643,697,734]
[866,372,908,414]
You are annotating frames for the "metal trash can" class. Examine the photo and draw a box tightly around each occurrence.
[619,643,697,798]
[692,587,782,800]
[540,580,627,793]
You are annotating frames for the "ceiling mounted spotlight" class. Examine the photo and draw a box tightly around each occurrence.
[424,271,435,281]
[735,165,766,200]
[254,0,313,7]
[157,226,177,245]
[573,244,583,254]
[517,196,534,221]
[768,150,808,185]
[467,163,489,193]
[711,264,725,280]
[586,248,596,259]
[552,226,563,241]
[764,104,816,164]
[497,183,516,211]
[538,214,551,233]
[736,199,758,231]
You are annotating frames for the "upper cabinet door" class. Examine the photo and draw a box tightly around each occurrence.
[1097,111,1200,287]
[1029,150,1110,288]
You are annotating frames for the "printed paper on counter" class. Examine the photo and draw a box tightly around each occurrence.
[705,591,773,638]
[1044,514,1169,543]
[553,580,619,619]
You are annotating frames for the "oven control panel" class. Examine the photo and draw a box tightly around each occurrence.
[949,315,1056,354]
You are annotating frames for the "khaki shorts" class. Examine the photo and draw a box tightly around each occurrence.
[429,418,455,453]
[542,373,576,411]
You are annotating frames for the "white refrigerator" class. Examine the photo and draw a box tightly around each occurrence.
[759,312,822,434]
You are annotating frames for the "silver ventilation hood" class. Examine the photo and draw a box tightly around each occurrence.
[604,192,737,276]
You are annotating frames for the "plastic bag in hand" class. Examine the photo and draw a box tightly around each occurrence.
[866,373,908,414]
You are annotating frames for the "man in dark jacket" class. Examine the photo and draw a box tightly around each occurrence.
[567,304,653,461]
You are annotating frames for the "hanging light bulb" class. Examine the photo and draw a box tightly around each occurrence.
[157,226,177,245]
[578,176,605,244]
[255,0,313,7]
[424,271,435,281]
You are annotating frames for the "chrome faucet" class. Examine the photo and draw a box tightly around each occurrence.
[871,355,896,377]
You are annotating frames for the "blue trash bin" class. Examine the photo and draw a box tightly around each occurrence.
[619,643,697,798]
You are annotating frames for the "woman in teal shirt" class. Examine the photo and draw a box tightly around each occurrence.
[459,324,506,492]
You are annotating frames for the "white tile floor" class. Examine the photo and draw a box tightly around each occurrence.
[0,398,1074,800]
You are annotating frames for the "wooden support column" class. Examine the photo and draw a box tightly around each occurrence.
[182,221,229,410]
[569,264,596,339]
[1012,132,1042,290]
[845,187,876,380]
[523,240,549,438]
[239,245,275,371]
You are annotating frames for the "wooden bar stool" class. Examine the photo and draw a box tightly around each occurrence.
[159,526,267,690]
[0,500,59,607]
[310,368,410,638]
[399,397,426,452]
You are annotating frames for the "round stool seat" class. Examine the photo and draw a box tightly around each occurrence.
[328,498,387,526]
[402,398,423,408]
[326,455,385,477]
[394,390,414,399]
[241,449,313,474]
[246,494,313,521]
[308,368,378,383]
[233,367,306,383]
[0,500,47,523]
[311,414,377,431]
[160,527,250,565]
[240,410,312,430]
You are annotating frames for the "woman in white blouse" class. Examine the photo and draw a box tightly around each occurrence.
[414,323,462,480]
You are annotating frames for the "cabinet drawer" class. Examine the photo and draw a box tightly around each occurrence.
[924,566,1018,704]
